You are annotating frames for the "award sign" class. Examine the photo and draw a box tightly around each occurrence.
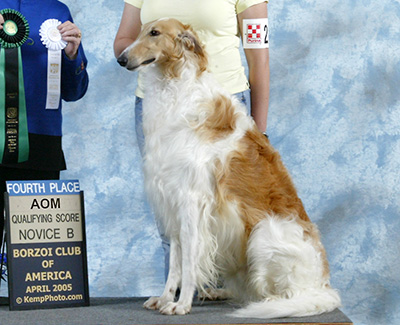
[4,180,89,310]
[0,9,30,163]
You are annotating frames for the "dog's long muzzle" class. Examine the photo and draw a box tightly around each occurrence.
[117,54,156,71]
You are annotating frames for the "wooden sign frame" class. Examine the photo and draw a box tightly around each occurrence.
[4,180,89,310]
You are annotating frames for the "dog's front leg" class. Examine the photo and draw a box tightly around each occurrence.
[144,238,181,310]
[160,209,199,315]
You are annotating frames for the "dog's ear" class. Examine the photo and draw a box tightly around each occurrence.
[177,29,205,57]
[175,25,208,75]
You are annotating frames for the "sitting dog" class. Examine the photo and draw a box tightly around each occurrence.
[117,18,341,318]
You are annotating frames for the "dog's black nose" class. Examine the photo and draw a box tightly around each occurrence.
[117,55,128,67]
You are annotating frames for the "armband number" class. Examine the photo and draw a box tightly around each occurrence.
[243,18,269,49]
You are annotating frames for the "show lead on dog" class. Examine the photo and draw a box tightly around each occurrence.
[114,0,270,278]
[0,0,89,248]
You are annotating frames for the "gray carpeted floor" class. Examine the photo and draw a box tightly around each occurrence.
[0,297,352,325]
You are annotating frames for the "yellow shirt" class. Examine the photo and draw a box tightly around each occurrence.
[124,0,268,97]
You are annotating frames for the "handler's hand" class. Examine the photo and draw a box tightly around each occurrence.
[58,20,82,60]
[0,14,4,30]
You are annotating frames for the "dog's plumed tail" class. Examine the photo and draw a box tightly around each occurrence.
[230,287,341,319]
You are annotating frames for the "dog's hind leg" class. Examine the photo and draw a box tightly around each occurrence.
[143,238,182,310]
[231,216,341,318]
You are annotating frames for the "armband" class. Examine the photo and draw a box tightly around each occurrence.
[242,18,269,49]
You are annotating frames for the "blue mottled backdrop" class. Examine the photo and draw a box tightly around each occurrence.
[23,0,400,324]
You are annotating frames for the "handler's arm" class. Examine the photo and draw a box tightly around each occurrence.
[238,3,270,133]
[114,4,141,58]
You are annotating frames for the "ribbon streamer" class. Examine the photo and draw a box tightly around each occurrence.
[0,9,30,164]
[39,19,67,109]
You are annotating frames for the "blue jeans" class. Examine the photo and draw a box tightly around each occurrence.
[135,90,251,279]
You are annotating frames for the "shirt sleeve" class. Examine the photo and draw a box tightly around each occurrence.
[236,0,268,15]
[61,43,89,102]
[124,0,143,8]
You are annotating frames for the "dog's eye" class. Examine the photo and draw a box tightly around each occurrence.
[150,30,160,37]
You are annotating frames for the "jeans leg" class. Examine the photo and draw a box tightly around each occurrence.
[134,97,145,158]
[234,89,251,115]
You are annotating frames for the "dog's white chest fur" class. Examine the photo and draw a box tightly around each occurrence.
[142,66,220,234]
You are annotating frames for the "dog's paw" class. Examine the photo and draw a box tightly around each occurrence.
[143,296,171,310]
[160,302,191,315]
[143,297,160,310]
[198,288,230,301]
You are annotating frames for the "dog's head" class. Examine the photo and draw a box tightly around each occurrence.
[117,18,207,78]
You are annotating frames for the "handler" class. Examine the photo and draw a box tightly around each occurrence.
[0,0,89,248]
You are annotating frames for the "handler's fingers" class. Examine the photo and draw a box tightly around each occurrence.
[58,21,82,39]
[62,32,82,42]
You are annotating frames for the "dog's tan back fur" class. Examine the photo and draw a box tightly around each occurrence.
[215,128,310,233]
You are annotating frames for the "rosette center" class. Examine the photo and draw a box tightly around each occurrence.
[48,26,62,43]
[4,20,18,36]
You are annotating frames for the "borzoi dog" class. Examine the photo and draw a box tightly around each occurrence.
[117,18,341,318]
